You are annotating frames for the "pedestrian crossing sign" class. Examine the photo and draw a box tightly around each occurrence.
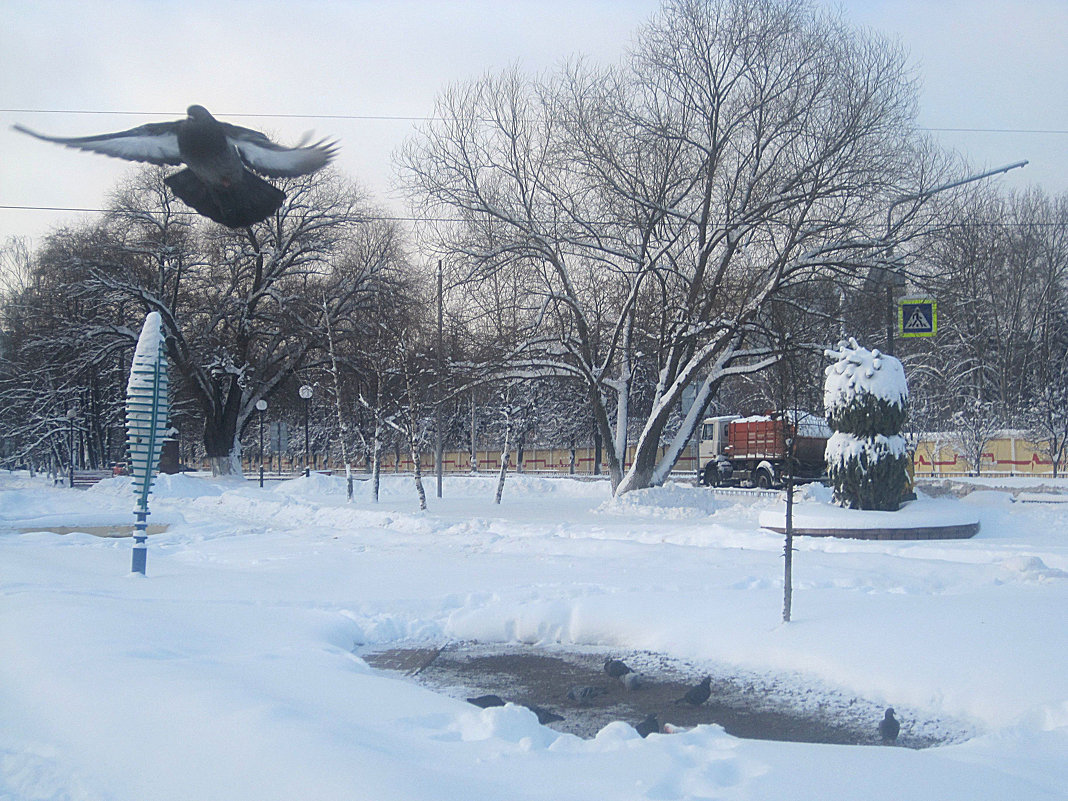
[899,297,937,337]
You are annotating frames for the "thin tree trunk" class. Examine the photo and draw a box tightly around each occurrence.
[371,418,382,502]
[495,421,511,505]
[411,439,427,510]
[470,390,478,472]
[323,297,352,499]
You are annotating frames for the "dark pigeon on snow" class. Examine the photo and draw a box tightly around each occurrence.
[467,694,506,708]
[635,713,659,738]
[675,676,712,706]
[527,705,565,725]
[603,657,633,678]
[14,105,337,228]
[879,707,900,742]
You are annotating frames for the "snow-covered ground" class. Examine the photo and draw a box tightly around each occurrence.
[2,470,1066,800]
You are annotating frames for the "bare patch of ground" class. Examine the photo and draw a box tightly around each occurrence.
[362,643,970,748]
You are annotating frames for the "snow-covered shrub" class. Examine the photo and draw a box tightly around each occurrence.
[823,339,909,510]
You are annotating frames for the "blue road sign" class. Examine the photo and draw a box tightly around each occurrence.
[899,298,937,337]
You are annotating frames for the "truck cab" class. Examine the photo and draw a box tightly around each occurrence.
[698,415,740,486]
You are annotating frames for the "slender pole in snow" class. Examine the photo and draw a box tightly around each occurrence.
[783,450,794,623]
[435,259,444,499]
[299,384,313,477]
[256,399,267,488]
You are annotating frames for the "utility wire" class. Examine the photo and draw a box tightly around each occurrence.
[0,203,1062,229]
[0,203,454,223]
[2,108,1067,135]
[1,108,434,122]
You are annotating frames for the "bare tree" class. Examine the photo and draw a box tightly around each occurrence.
[949,395,1002,476]
[11,168,405,476]
[1026,307,1068,477]
[402,0,939,494]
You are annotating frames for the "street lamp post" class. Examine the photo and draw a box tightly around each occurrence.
[256,399,268,488]
[880,160,1028,355]
[299,385,313,477]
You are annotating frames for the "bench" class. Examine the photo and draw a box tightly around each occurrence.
[70,469,114,488]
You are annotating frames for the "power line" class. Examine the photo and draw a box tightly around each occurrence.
[1,108,433,123]
[1,203,1062,229]
[925,127,1068,135]
[0,203,453,223]
[2,108,1067,135]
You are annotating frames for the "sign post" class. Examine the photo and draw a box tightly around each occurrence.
[126,312,170,575]
[899,297,937,338]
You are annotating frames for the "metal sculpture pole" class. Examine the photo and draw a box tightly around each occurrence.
[126,312,170,575]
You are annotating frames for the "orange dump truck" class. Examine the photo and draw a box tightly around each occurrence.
[698,413,831,488]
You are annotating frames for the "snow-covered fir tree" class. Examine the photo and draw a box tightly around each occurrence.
[823,339,910,510]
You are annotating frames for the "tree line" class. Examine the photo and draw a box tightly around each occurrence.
[2,0,1066,491]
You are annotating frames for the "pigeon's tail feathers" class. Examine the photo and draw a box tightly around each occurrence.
[226,170,286,227]
[165,168,284,228]
[164,169,216,220]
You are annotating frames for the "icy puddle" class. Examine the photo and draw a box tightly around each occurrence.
[16,524,169,538]
[364,643,970,748]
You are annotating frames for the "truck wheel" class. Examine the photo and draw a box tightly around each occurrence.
[754,468,774,489]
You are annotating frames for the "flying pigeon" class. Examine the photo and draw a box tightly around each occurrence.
[13,105,337,229]
[635,714,659,738]
[879,707,900,742]
[675,676,712,706]
[603,657,633,678]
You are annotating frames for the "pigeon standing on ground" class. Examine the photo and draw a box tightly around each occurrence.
[879,707,900,742]
[14,105,337,228]
[621,672,645,691]
[604,657,633,678]
[675,676,712,706]
[567,685,608,705]
[635,714,659,738]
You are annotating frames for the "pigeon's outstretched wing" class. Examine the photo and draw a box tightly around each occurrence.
[15,105,339,229]
[13,122,183,166]
[229,129,339,178]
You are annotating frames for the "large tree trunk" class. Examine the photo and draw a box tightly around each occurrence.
[202,377,244,477]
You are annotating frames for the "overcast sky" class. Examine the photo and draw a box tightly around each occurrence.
[2,0,1066,252]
